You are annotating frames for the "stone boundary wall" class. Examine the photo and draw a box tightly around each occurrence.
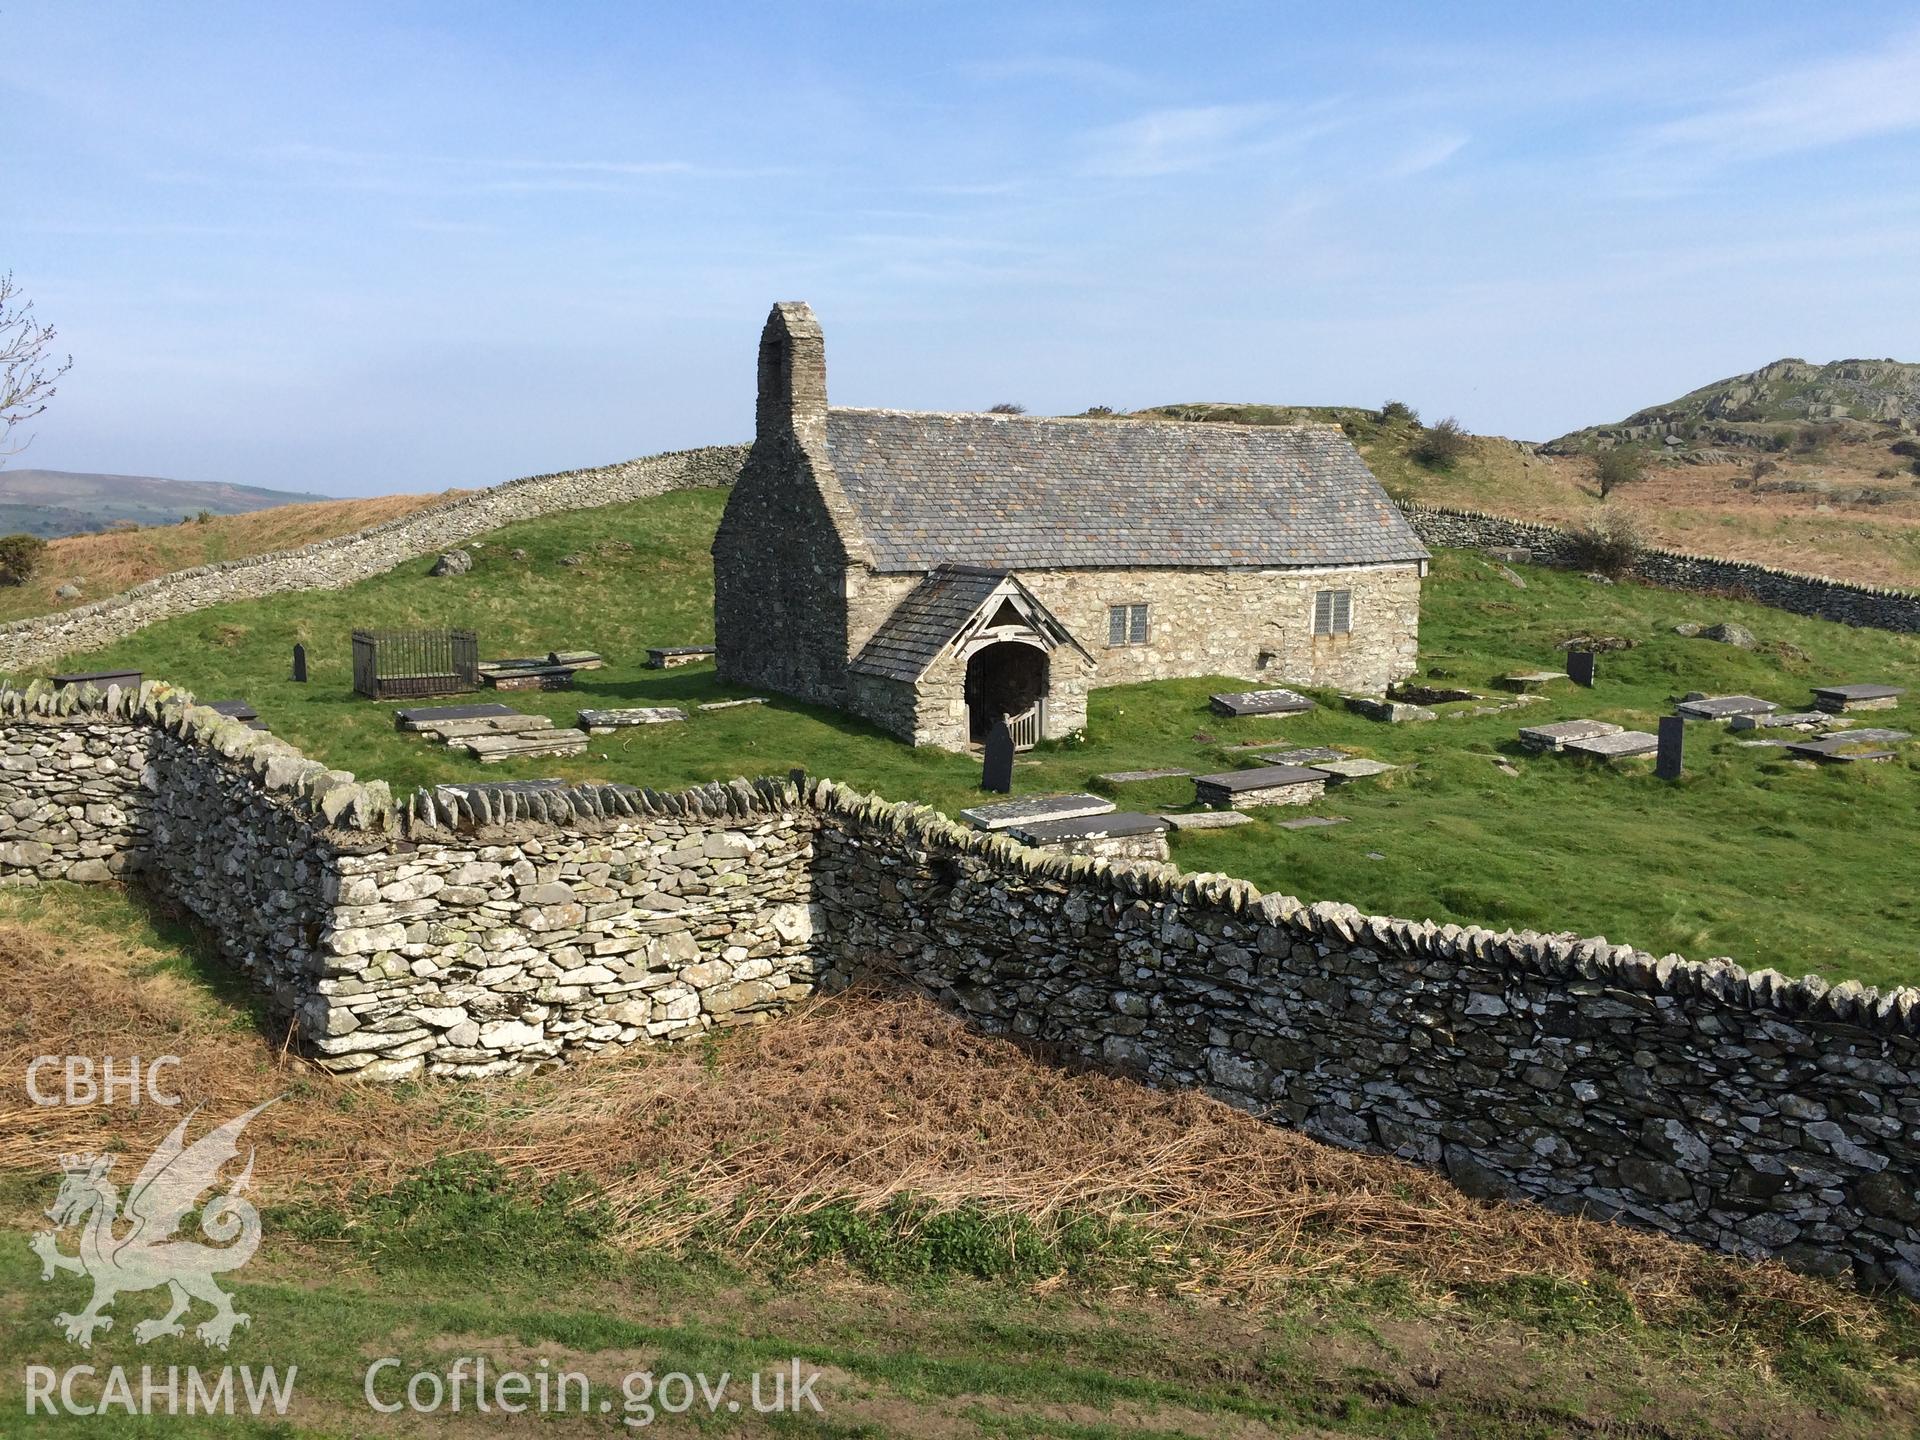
[805,789,1920,1295]
[5,679,1920,1291]
[1400,502,1920,632]
[0,443,750,672]
[0,680,822,1077]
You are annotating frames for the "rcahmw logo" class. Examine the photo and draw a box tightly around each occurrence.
[23,1094,299,1419]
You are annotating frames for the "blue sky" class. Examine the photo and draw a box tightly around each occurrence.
[8,2,1920,496]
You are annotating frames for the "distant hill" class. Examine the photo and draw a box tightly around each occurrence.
[1543,358,1920,460]
[0,468,331,538]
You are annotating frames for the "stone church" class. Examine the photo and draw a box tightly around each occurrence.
[713,302,1429,752]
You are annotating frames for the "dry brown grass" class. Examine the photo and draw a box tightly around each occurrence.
[0,887,1889,1340]
[0,491,463,624]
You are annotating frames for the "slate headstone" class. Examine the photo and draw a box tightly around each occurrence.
[291,643,307,683]
[1656,715,1685,780]
[981,719,1014,795]
[1567,650,1595,688]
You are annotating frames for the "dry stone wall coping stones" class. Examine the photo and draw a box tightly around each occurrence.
[1519,719,1623,752]
[961,793,1115,830]
[1677,696,1778,720]
[1193,764,1328,809]
[1208,688,1315,718]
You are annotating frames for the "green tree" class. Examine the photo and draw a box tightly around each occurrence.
[1593,446,1648,499]
[0,532,48,586]
[1410,415,1468,470]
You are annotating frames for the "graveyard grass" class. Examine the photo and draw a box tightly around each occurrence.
[30,485,1920,990]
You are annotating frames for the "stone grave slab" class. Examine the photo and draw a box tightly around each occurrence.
[1209,688,1315,718]
[1675,695,1777,721]
[395,702,518,730]
[1344,695,1435,723]
[647,645,717,669]
[461,730,589,764]
[1158,810,1254,831]
[479,660,577,692]
[1095,768,1192,784]
[1562,730,1659,761]
[1728,711,1843,732]
[427,715,554,741]
[1836,728,1911,745]
[1275,815,1351,830]
[206,699,269,732]
[1309,757,1398,781]
[577,707,688,733]
[1194,764,1328,809]
[1783,736,1897,764]
[698,697,768,711]
[962,793,1115,831]
[1501,670,1569,692]
[1255,747,1348,766]
[1811,683,1905,713]
[1007,811,1170,861]
[1517,719,1623,753]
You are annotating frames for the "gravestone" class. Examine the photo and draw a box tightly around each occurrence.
[1656,716,1685,780]
[291,643,307,683]
[1568,651,1595,688]
[980,720,1015,795]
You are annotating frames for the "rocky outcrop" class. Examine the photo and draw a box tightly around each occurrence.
[0,444,748,672]
[1545,356,1920,456]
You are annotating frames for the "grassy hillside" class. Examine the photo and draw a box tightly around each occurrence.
[3,883,1914,1437]
[25,485,1920,990]
[0,467,330,537]
[1130,400,1920,588]
[0,487,463,624]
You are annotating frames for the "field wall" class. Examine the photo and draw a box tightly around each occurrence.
[4,679,1920,1295]
[1401,502,1920,631]
[0,444,749,671]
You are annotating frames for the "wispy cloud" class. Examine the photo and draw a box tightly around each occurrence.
[1384,132,1468,179]
[1080,103,1310,178]
[957,54,1141,91]
[1642,34,1920,162]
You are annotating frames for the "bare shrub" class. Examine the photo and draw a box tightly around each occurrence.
[1410,416,1468,470]
[986,401,1026,415]
[1565,508,1643,578]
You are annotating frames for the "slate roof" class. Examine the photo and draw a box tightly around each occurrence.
[850,566,1085,682]
[824,409,1429,573]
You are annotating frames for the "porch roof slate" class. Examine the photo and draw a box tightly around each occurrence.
[850,565,1086,683]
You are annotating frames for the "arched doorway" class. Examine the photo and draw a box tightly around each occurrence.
[964,641,1047,745]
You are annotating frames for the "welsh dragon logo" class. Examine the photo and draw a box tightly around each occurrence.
[30,1099,278,1349]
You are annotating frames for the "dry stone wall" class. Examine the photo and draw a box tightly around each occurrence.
[1402,503,1920,631]
[805,790,1920,1297]
[0,444,748,672]
[5,681,1920,1292]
